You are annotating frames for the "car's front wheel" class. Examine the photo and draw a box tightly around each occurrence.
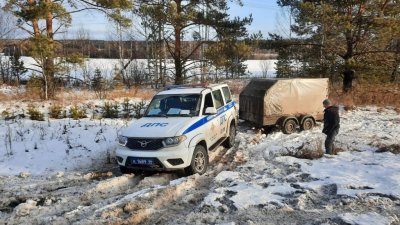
[185,145,208,175]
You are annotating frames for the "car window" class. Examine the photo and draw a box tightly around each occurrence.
[212,90,224,109]
[222,87,232,103]
[203,93,214,114]
[146,94,201,117]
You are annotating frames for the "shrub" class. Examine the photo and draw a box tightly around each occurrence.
[376,144,400,155]
[69,105,86,120]
[49,105,64,119]
[92,68,108,99]
[1,110,13,119]
[132,100,148,119]
[122,98,132,119]
[26,75,43,99]
[27,105,45,121]
[102,101,119,118]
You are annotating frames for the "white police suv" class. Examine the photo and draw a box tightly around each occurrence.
[116,84,237,175]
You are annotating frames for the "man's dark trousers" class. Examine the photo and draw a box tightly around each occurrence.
[325,129,338,155]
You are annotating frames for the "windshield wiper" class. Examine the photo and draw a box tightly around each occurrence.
[145,114,167,117]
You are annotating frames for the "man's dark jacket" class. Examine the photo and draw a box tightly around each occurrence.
[323,106,340,134]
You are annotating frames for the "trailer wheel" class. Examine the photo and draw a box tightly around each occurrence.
[301,117,314,130]
[282,119,297,134]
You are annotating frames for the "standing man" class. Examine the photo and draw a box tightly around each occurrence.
[322,99,340,155]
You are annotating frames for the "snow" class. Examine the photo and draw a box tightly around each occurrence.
[215,171,240,182]
[0,85,25,95]
[228,183,293,209]
[0,118,127,176]
[0,99,145,176]
[278,150,400,198]
[339,212,393,225]
[1,95,399,224]
[244,59,277,77]
[203,107,400,212]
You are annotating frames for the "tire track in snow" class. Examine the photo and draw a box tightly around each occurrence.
[0,128,249,225]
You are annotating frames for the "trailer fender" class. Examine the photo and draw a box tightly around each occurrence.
[299,115,316,125]
[278,116,299,127]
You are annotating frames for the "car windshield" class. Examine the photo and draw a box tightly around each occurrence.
[145,94,201,117]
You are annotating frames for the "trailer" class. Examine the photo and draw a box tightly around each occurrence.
[239,78,329,134]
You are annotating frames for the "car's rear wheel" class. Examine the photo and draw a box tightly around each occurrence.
[223,123,236,148]
[185,145,208,175]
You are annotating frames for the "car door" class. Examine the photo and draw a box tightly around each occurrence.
[212,88,228,140]
[202,92,219,146]
[221,86,234,137]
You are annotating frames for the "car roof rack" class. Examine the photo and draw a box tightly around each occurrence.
[164,83,209,90]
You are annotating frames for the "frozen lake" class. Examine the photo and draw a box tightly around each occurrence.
[18,57,277,79]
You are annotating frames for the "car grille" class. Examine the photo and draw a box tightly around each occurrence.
[126,138,164,150]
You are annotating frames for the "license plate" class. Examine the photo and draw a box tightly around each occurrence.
[131,158,154,165]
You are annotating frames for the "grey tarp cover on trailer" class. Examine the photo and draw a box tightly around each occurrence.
[239,78,329,126]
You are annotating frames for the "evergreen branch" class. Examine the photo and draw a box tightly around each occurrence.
[182,41,204,62]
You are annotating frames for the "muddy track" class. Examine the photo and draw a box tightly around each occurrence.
[0,132,245,225]
[3,121,398,225]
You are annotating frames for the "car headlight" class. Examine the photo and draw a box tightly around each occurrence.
[118,135,128,146]
[163,135,186,147]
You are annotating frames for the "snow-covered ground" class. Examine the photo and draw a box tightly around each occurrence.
[0,101,399,224]
[0,98,149,176]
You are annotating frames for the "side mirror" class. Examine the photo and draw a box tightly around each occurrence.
[205,107,217,115]
[139,108,146,116]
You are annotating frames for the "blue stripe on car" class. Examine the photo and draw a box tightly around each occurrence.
[183,101,235,135]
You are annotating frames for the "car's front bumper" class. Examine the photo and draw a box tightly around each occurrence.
[116,144,194,170]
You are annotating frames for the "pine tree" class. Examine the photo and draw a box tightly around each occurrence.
[276,0,400,91]
[138,0,252,84]
[92,68,107,99]
[3,0,133,99]
[10,50,27,86]
[205,16,253,79]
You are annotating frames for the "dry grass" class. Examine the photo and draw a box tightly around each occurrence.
[0,90,29,102]
[2,82,399,110]
[375,144,400,155]
[329,83,400,110]
[0,87,156,104]
[106,88,155,100]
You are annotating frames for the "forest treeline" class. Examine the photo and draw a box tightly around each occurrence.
[1,0,400,100]
[1,39,276,60]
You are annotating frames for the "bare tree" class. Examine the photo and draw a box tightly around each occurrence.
[75,26,91,57]
[274,6,293,39]
[260,60,272,78]
[0,8,17,41]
